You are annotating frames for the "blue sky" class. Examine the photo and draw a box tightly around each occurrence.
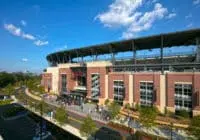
[0,0,200,73]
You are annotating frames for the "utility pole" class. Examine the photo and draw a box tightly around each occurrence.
[40,102,43,140]
[170,122,173,140]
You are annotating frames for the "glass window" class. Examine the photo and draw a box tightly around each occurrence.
[91,74,100,100]
[61,74,67,92]
[174,83,192,111]
[140,82,154,107]
[113,81,125,106]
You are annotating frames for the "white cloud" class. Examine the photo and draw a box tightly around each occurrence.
[193,0,200,5]
[4,23,35,40]
[34,40,49,46]
[166,13,176,19]
[95,0,169,39]
[4,23,21,36]
[22,58,28,62]
[152,0,158,3]
[187,23,193,28]
[95,0,144,27]
[22,33,36,40]
[124,3,168,37]
[185,14,192,19]
[21,20,27,26]
[121,32,135,39]
[4,23,48,45]
[55,45,68,51]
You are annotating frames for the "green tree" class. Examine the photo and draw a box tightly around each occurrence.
[37,85,45,94]
[139,106,158,129]
[38,101,51,114]
[0,72,16,88]
[55,106,68,125]
[188,115,200,139]
[3,84,15,95]
[80,115,96,137]
[108,101,121,119]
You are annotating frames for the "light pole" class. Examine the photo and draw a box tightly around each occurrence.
[40,102,43,140]
[170,122,173,140]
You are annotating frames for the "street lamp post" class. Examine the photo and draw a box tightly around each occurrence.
[40,102,43,140]
[170,122,173,140]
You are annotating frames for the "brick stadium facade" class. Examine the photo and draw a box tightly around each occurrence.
[41,29,200,116]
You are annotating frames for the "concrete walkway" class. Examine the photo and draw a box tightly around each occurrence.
[25,89,107,124]
[25,89,42,101]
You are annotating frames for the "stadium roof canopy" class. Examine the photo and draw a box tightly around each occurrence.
[47,28,200,62]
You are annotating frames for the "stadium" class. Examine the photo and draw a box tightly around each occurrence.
[42,28,200,116]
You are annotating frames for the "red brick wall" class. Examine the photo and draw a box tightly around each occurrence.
[108,73,129,101]
[59,68,76,93]
[193,74,200,110]
[41,73,52,91]
[166,73,200,110]
[133,73,160,106]
[87,67,107,98]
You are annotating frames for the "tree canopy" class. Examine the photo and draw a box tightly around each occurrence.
[139,106,158,128]
[0,71,40,89]
[55,106,68,125]
[108,101,121,119]
[80,115,96,137]
[2,84,15,95]
[188,115,200,139]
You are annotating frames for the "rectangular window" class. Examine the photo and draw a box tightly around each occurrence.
[113,81,125,106]
[61,74,67,92]
[91,74,100,100]
[175,83,192,111]
[47,79,51,91]
[140,82,154,107]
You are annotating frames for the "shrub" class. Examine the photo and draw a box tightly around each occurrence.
[176,110,190,118]
[125,103,130,109]
[139,106,158,128]
[135,102,140,111]
[108,101,121,119]
[0,99,13,106]
[104,99,109,105]
[80,115,96,137]
[188,115,200,139]
[3,106,26,118]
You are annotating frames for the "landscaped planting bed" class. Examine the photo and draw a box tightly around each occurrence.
[0,99,13,106]
[2,106,26,118]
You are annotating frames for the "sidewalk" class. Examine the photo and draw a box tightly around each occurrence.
[25,89,108,124]
[117,112,189,139]
[25,89,42,101]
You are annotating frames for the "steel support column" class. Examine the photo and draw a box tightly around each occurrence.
[91,49,94,61]
[76,51,79,62]
[81,56,84,62]
[95,52,98,61]
[69,55,71,63]
[161,35,164,74]
[196,38,200,62]
[132,41,136,72]
[109,45,115,64]
[50,55,54,66]
[56,54,60,64]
